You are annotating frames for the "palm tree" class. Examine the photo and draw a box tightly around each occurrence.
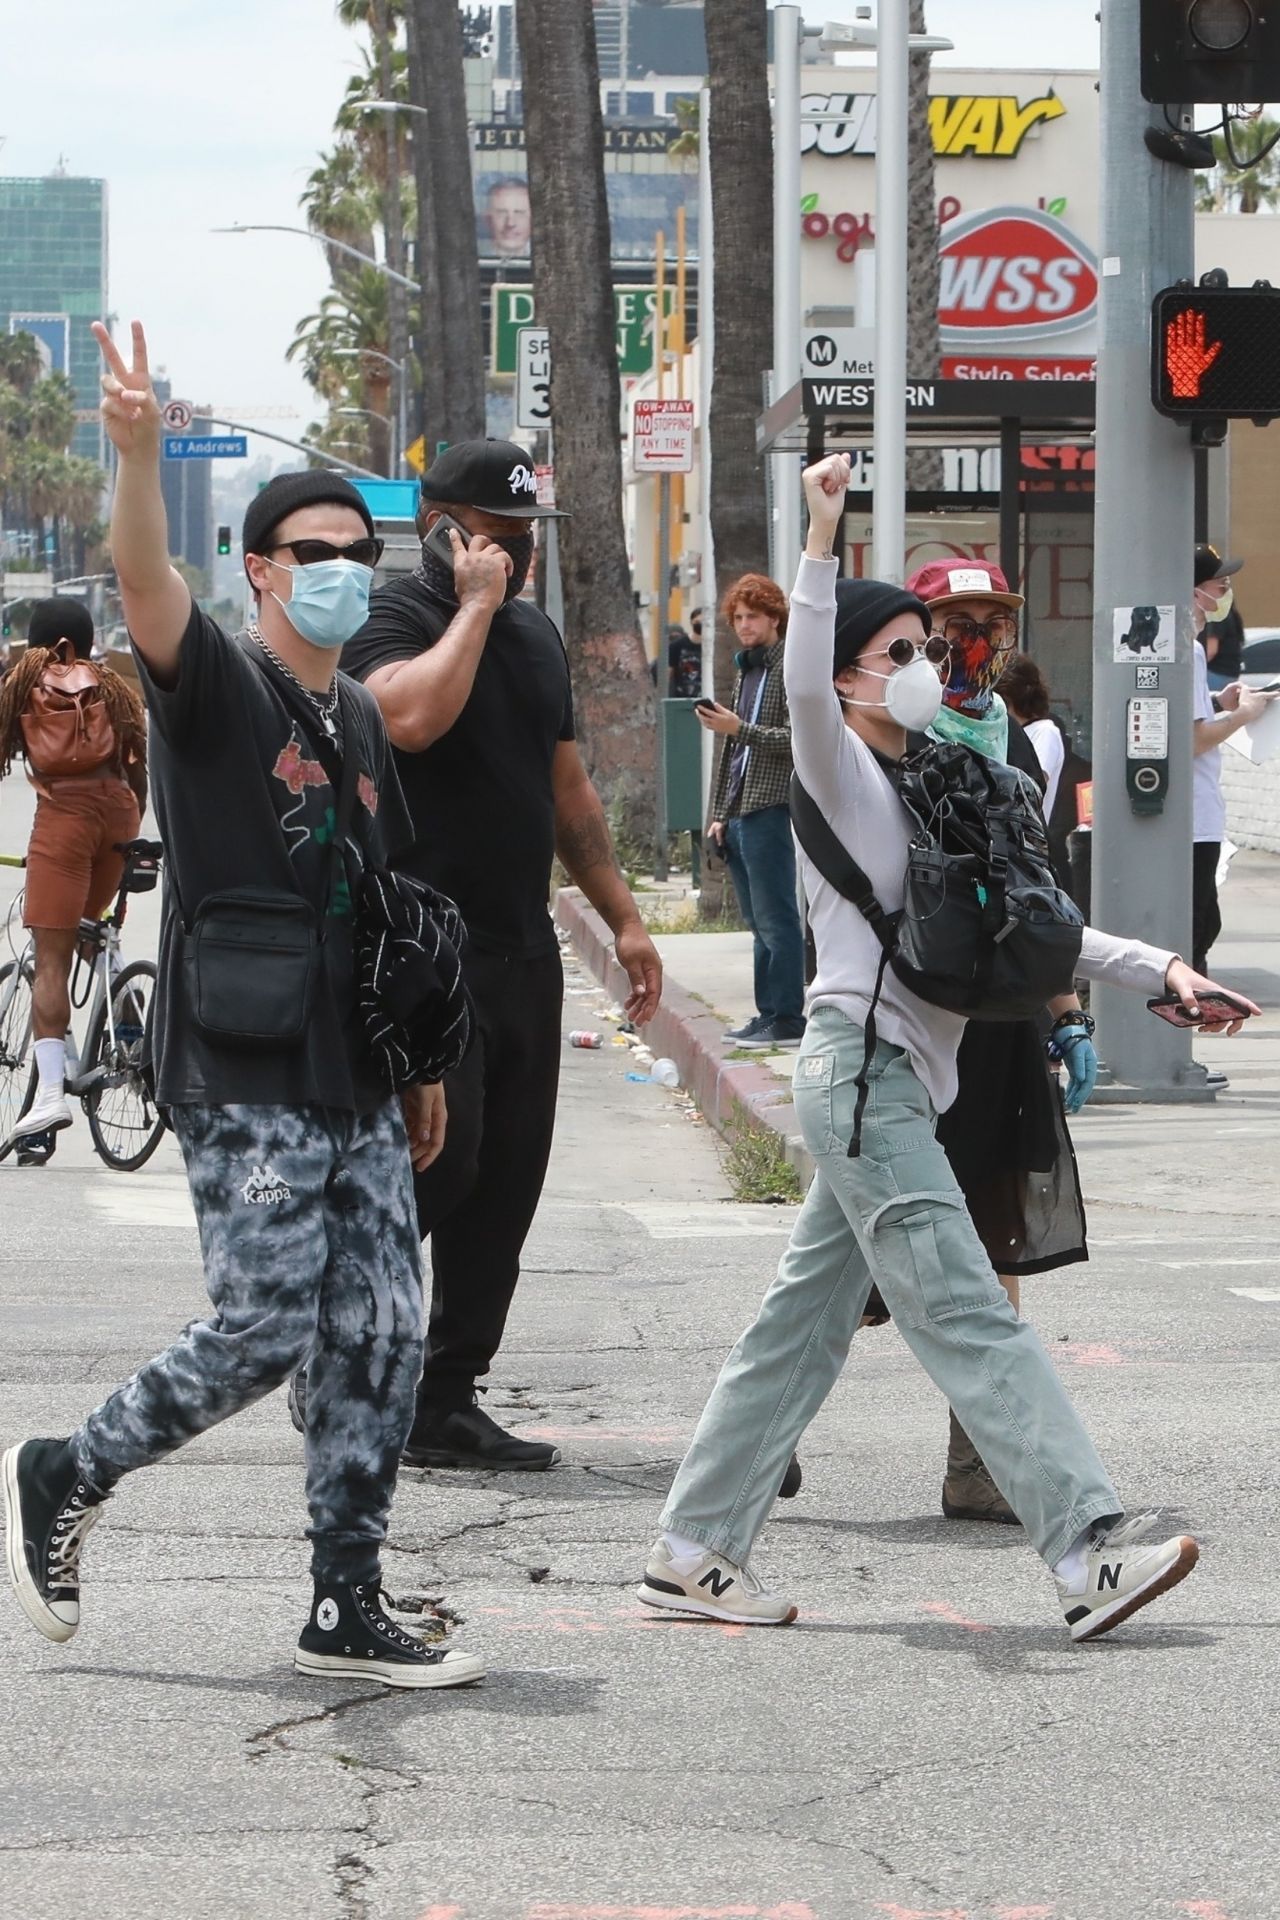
[301,142,381,283]
[0,332,43,396]
[288,268,395,473]
[1196,117,1280,212]
[516,0,656,839]
[404,0,485,446]
[27,372,77,454]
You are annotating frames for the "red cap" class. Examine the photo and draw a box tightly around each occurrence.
[905,559,1025,612]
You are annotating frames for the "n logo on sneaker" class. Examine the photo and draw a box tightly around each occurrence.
[1097,1560,1122,1592]
[697,1565,734,1598]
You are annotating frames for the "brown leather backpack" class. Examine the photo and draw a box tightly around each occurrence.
[19,640,118,779]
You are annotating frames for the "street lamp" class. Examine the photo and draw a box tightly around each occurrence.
[355,98,429,119]
[334,347,409,479]
[210,224,421,293]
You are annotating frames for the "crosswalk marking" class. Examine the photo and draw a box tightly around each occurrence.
[1228,1287,1280,1302]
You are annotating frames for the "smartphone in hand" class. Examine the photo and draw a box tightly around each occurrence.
[1147,990,1255,1027]
[421,513,471,572]
[694,698,717,712]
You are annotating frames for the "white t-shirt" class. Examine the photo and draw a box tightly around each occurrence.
[1192,638,1227,844]
[785,556,1173,1114]
[1024,717,1066,818]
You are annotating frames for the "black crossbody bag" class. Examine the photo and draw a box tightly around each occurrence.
[171,655,359,1053]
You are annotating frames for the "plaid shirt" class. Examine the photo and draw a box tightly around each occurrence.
[710,639,794,821]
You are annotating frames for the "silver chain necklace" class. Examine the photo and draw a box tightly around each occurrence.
[248,624,340,737]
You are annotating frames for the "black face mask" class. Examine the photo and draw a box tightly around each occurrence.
[417,528,536,604]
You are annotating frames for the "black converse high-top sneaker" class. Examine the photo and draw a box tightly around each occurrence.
[3,1438,107,1643]
[295,1583,485,1689]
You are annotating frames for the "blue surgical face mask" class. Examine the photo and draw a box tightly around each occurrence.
[265,557,374,648]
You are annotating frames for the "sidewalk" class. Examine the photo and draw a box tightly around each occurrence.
[556,846,1280,1185]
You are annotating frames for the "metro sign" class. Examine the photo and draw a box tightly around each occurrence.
[938,206,1099,353]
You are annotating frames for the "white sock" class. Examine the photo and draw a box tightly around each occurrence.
[661,1529,710,1572]
[1052,1532,1092,1588]
[34,1038,66,1096]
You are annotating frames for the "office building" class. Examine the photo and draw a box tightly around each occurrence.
[0,170,109,464]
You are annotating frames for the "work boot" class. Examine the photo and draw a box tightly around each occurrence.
[941,1409,1020,1525]
[402,1395,561,1471]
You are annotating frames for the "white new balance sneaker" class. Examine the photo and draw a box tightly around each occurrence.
[1058,1515,1199,1642]
[637,1539,798,1625]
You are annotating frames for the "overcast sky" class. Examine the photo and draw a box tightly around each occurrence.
[0,0,1102,450]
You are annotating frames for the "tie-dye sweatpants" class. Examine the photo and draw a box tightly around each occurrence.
[68,1100,424,1586]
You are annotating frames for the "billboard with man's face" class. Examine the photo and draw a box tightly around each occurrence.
[473,124,700,266]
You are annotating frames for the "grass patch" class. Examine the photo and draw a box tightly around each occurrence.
[639,897,701,934]
[722,1125,805,1205]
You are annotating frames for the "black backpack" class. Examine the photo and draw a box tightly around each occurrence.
[790,737,1083,1155]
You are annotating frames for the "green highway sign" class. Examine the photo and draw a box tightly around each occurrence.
[491,284,678,378]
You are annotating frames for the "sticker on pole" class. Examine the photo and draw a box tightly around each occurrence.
[162,399,194,432]
[633,398,694,473]
[1113,603,1175,664]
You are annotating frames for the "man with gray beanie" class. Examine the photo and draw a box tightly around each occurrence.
[2,320,484,1690]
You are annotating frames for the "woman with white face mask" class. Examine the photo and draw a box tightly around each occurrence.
[636,453,1256,1646]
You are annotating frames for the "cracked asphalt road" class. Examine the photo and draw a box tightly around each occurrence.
[2,776,1280,1920]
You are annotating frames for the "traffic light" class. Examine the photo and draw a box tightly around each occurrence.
[1140,0,1280,104]
[216,524,232,556]
[1152,282,1280,419]
[1,610,10,640]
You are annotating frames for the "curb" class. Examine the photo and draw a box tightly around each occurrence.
[554,888,815,1187]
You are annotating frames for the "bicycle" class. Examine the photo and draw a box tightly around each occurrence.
[0,836,167,1170]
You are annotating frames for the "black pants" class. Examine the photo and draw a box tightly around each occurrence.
[411,945,564,1419]
[1192,841,1222,976]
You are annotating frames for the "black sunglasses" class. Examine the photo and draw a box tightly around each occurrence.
[864,634,952,669]
[267,537,384,568]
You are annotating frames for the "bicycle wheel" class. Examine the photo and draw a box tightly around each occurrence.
[83,960,166,1171]
[0,957,37,1143]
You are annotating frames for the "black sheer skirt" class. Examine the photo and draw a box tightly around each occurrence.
[935,1018,1088,1277]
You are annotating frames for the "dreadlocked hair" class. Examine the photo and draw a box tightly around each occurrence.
[0,646,149,809]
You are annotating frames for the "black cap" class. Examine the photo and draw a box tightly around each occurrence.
[420,438,569,519]
[242,470,376,557]
[1195,542,1243,586]
[833,578,932,676]
[28,597,95,660]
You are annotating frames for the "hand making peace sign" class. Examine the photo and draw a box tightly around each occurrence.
[91,320,162,459]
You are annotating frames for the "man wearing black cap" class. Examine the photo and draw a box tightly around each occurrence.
[341,437,663,1472]
[1,321,484,1690]
[1192,544,1274,974]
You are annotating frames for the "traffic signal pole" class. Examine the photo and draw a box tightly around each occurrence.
[1090,0,1207,1097]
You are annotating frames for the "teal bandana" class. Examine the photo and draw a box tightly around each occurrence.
[930,692,1010,765]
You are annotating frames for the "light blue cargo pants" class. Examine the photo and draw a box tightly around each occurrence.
[661,1007,1124,1569]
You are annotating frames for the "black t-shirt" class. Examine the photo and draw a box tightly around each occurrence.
[342,574,575,958]
[138,604,413,1111]
[668,636,702,698]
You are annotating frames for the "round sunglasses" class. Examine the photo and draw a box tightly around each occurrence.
[862,634,952,669]
[267,536,385,569]
[937,612,1017,651]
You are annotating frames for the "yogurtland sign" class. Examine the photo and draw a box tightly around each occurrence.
[800,68,1100,380]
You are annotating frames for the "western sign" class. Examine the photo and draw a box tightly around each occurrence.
[938,206,1099,353]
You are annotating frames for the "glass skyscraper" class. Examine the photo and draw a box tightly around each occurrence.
[0,172,108,464]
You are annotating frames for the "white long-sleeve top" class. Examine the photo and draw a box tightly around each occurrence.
[785,555,1174,1113]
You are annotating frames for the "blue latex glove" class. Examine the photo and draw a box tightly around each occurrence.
[1054,1024,1098,1115]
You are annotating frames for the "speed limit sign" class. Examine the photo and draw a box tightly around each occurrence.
[516,328,551,430]
[162,398,194,432]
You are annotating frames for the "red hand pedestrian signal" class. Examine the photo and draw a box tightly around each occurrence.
[1164,307,1222,399]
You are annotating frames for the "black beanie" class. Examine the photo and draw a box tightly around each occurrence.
[28,596,95,660]
[241,469,376,558]
[832,578,932,677]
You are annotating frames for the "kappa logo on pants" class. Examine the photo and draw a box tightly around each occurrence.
[241,1163,292,1207]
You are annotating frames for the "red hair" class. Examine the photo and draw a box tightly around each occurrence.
[721,571,788,637]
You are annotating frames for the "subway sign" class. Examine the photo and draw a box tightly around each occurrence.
[1152,283,1280,419]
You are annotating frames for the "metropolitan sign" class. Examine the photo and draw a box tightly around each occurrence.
[632,399,694,473]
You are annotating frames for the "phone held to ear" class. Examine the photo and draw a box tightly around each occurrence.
[421,513,471,572]
[1147,990,1254,1027]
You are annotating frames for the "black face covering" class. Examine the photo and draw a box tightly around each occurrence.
[417,528,536,604]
